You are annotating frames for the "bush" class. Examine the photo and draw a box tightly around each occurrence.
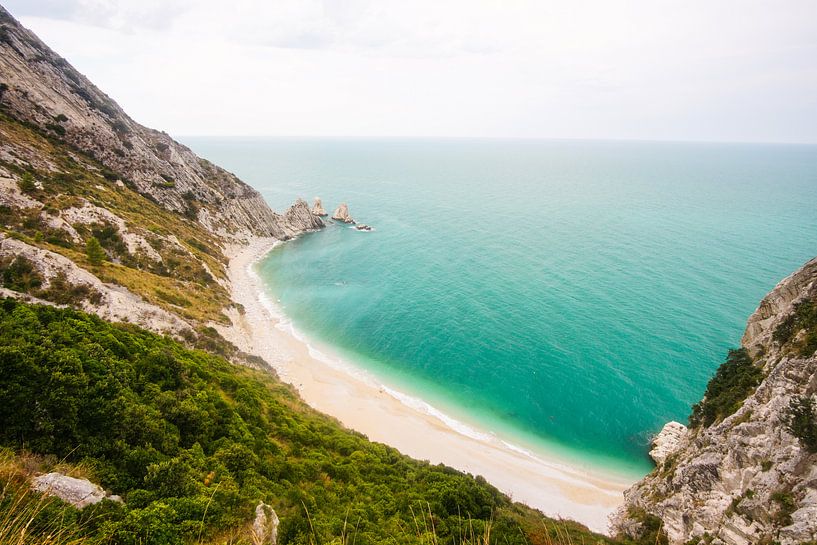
[785,396,817,452]
[0,255,42,291]
[17,171,36,192]
[774,300,817,357]
[690,348,763,428]
[86,236,106,265]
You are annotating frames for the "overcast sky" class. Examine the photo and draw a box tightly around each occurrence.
[5,1,817,142]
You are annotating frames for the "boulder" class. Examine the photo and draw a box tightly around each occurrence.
[31,473,114,509]
[252,502,280,544]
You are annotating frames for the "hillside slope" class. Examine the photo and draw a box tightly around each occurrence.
[0,299,623,545]
[0,5,321,340]
[613,258,817,545]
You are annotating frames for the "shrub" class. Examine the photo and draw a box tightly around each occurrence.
[774,300,817,357]
[17,171,36,192]
[690,349,764,428]
[785,396,817,452]
[85,236,106,265]
[0,255,43,291]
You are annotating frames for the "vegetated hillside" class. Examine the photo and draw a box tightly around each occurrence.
[0,4,321,344]
[0,299,620,545]
[612,257,817,545]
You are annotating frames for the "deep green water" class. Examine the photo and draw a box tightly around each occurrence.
[186,137,817,475]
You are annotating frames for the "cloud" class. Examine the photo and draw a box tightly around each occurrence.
[7,0,817,142]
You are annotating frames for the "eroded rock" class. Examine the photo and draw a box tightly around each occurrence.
[311,197,327,216]
[331,203,355,224]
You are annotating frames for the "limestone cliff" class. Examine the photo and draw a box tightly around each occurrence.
[0,6,322,240]
[613,257,817,545]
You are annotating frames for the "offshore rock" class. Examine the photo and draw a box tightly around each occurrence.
[612,257,817,545]
[311,197,327,216]
[649,421,688,465]
[331,203,355,224]
[31,473,118,509]
[252,503,280,544]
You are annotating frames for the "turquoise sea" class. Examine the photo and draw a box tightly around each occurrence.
[186,138,817,476]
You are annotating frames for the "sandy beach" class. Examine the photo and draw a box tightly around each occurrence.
[219,236,636,534]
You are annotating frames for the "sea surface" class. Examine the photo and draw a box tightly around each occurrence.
[185,137,817,475]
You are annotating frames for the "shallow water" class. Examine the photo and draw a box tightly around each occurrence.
[186,137,817,475]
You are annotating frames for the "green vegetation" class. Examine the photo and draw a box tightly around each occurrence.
[689,349,764,428]
[17,172,35,192]
[773,299,817,357]
[770,491,796,526]
[85,236,105,266]
[623,509,667,545]
[785,396,817,452]
[0,300,619,545]
[0,256,103,307]
[0,111,231,324]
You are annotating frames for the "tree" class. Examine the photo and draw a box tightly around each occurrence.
[18,172,36,193]
[86,236,106,266]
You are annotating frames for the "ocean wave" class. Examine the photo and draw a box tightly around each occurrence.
[380,386,497,443]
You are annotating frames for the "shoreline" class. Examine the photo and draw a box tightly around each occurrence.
[219,236,637,534]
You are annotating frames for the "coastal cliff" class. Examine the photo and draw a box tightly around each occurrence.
[0,5,322,337]
[613,258,817,545]
[0,6,322,241]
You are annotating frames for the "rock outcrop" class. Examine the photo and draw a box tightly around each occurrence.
[0,234,194,336]
[612,257,817,545]
[32,473,121,509]
[252,503,280,544]
[311,197,327,216]
[649,421,688,465]
[331,203,355,224]
[0,6,322,241]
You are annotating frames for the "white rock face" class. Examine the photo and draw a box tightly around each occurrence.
[311,197,327,216]
[31,473,111,509]
[0,234,194,337]
[252,503,280,544]
[649,421,689,465]
[612,257,817,545]
[331,203,355,224]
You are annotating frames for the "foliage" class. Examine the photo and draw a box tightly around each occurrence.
[785,396,817,453]
[17,172,35,192]
[0,300,618,545]
[0,256,102,306]
[773,299,817,357]
[620,508,668,545]
[689,349,763,428]
[770,491,796,526]
[85,236,105,266]
[1,255,42,292]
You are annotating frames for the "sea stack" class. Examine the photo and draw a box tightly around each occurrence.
[331,203,355,224]
[311,197,327,216]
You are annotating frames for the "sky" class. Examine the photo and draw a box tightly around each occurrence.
[4,1,817,142]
